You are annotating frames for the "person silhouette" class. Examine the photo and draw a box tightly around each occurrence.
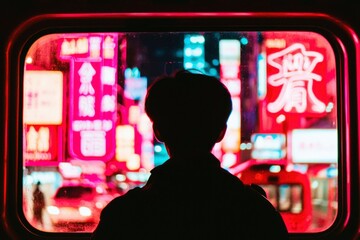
[91,70,288,239]
[32,181,45,229]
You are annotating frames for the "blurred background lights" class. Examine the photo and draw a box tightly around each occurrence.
[190,35,205,44]
[240,142,252,150]
[269,165,281,173]
[25,57,33,64]
[240,37,249,45]
[326,102,334,112]
[115,173,126,182]
[154,145,163,153]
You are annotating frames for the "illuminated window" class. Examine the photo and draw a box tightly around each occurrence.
[23,31,337,233]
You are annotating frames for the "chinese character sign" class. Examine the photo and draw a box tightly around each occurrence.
[69,60,117,160]
[23,70,63,165]
[24,125,58,162]
[65,34,118,161]
[265,39,327,116]
[24,71,63,124]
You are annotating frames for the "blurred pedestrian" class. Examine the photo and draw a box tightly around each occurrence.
[32,181,45,228]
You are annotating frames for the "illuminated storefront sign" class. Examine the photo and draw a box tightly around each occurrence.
[24,125,58,162]
[60,35,116,59]
[62,34,118,161]
[219,39,241,96]
[138,114,155,170]
[58,162,82,179]
[115,125,142,170]
[265,35,327,116]
[71,159,106,176]
[218,39,241,163]
[60,37,89,56]
[69,60,116,160]
[251,133,286,160]
[24,71,63,124]
[291,129,337,163]
[23,70,64,165]
[116,125,135,162]
[124,67,147,101]
[183,34,205,71]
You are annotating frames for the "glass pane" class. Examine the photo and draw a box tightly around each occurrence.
[22,31,337,233]
[260,184,278,208]
[279,184,291,211]
[291,184,303,214]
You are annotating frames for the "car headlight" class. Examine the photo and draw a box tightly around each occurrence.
[47,206,60,215]
[79,206,92,217]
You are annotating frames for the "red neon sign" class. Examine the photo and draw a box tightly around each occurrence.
[265,33,328,116]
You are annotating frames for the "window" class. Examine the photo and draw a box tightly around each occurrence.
[54,186,93,199]
[260,184,303,213]
[22,31,338,233]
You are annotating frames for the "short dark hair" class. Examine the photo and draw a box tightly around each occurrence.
[145,70,232,149]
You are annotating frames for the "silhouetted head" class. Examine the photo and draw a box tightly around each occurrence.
[145,70,232,155]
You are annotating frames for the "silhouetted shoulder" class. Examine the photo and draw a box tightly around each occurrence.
[206,166,288,239]
[92,155,288,240]
[102,187,142,213]
[240,184,289,239]
[91,187,145,240]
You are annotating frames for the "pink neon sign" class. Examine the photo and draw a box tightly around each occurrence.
[24,125,58,163]
[265,35,328,116]
[63,34,118,161]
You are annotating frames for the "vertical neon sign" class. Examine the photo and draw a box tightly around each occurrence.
[60,34,118,161]
[218,39,241,168]
[183,34,205,71]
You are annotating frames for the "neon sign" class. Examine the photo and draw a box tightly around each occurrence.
[218,39,241,165]
[62,34,118,161]
[69,60,117,159]
[251,133,286,160]
[183,34,205,71]
[23,70,63,165]
[266,43,326,115]
[60,37,89,57]
[23,71,63,124]
[291,129,337,163]
[24,125,58,162]
[124,67,147,101]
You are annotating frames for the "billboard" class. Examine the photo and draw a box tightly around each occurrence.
[24,71,63,124]
[218,39,241,166]
[251,133,286,160]
[23,70,64,165]
[291,129,337,163]
[61,33,118,161]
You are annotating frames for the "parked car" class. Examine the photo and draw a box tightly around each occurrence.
[46,183,118,231]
